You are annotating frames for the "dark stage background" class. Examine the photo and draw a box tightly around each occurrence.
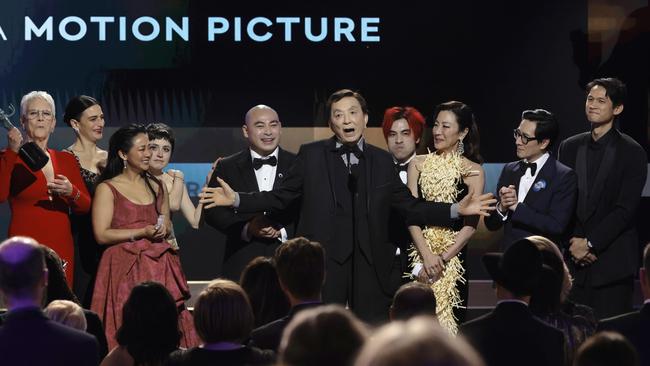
[1,0,649,283]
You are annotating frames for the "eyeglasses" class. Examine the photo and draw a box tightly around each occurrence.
[25,110,54,120]
[513,129,538,144]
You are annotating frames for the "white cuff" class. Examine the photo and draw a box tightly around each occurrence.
[280,227,288,242]
[411,263,423,277]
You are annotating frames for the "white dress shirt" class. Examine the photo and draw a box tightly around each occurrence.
[498,152,550,221]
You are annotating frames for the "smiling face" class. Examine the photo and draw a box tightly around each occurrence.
[585,85,623,125]
[120,133,151,172]
[386,118,418,163]
[432,110,467,154]
[148,138,172,172]
[329,96,368,144]
[243,106,281,156]
[71,104,104,143]
[21,97,56,142]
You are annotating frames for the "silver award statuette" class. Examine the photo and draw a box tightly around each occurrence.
[0,104,50,172]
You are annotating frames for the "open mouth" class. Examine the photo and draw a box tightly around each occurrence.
[261,138,275,143]
[343,128,355,134]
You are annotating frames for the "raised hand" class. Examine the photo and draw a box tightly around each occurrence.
[7,127,23,153]
[458,188,496,217]
[199,177,236,208]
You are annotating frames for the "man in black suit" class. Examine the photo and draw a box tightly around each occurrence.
[598,243,650,365]
[558,77,648,319]
[204,104,296,280]
[250,237,324,351]
[485,109,577,248]
[460,238,565,366]
[0,236,99,366]
[202,89,495,323]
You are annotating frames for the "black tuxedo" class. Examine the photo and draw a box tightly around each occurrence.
[558,129,647,318]
[250,302,323,351]
[0,307,99,366]
[484,155,577,248]
[460,302,566,366]
[205,148,297,280]
[230,137,453,322]
[598,303,650,366]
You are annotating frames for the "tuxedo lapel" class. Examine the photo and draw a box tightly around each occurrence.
[323,137,339,207]
[363,140,372,213]
[236,149,260,192]
[273,148,290,190]
[585,131,619,220]
[523,157,556,207]
[508,162,525,192]
[575,135,589,220]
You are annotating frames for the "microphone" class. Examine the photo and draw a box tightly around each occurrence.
[0,104,49,172]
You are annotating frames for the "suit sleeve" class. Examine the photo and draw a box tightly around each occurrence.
[510,169,578,236]
[0,149,18,202]
[390,169,453,228]
[61,153,91,214]
[588,144,647,253]
[238,145,305,214]
[484,165,509,231]
[203,159,256,236]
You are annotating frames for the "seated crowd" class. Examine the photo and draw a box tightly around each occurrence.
[0,235,647,366]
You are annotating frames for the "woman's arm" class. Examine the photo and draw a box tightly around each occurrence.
[166,170,184,212]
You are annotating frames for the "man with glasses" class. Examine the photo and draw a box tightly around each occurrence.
[485,109,577,249]
[558,78,647,319]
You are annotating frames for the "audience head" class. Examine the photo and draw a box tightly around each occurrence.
[585,77,626,124]
[40,245,79,305]
[243,105,282,156]
[44,299,87,331]
[483,238,542,299]
[240,256,290,327]
[431,101,482,163]
[641,243,650,300]
[279,304,368,366]
[515,109,558,160]
[274,237,325,303]
[382,106,425,163]
[389,281,437,321]
[327,89,369,145]
[116,282,180,365]
[527,236,572,303]
[574,331,638,366]
[63,95,104,142]
[355,316,485,366]
[146,123,175,173]
[0,236,47,305]
[193,279,254,344]
[99,123,151,182]
[19,91,56,142]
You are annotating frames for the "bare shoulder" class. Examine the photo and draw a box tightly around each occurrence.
[101,346,133,366]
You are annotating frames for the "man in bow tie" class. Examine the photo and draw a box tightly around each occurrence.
[485,108,577,250]
[202,89,495,323]
[381,106,426,185]
[204,104,297,280]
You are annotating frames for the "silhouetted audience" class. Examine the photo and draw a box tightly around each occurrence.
[573,331,638,366]
[278,304,368,366]
[528,235,596,363]
[41,245,108,358]
[240,256,290,327]
[101,282,181,366]
[250,237,325,351]
[0,236,99,366]
[355,315,484,366]
[389,281,437,321]
[598,243,650,366]
[168,279,274,366]
[460,238,565,366]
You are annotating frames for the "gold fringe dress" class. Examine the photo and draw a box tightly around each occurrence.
[409,152,470,335]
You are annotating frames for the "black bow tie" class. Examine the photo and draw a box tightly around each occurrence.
[252,156,277,170]
[395,163,408,173]
[520,161,537,176]
[334,144,364,159]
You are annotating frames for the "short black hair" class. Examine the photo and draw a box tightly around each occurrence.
[274,237,325,300]
[521,109,559,150]
[325,89,368,121]
[586,77,627,108]
[146,123,175,154]
[390,282,437,320]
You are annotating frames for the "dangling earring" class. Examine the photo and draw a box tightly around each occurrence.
[123,159,128,170]
[456,139,465,155]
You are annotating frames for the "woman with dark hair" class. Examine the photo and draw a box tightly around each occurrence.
[407,101,484,334]
[167,279,274,366]
[239,256,290,327]
[145,123,213,249]
[91,124,198,351]
[0,91,91,287]
[63,95,107,307]
[101,282,182,366]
